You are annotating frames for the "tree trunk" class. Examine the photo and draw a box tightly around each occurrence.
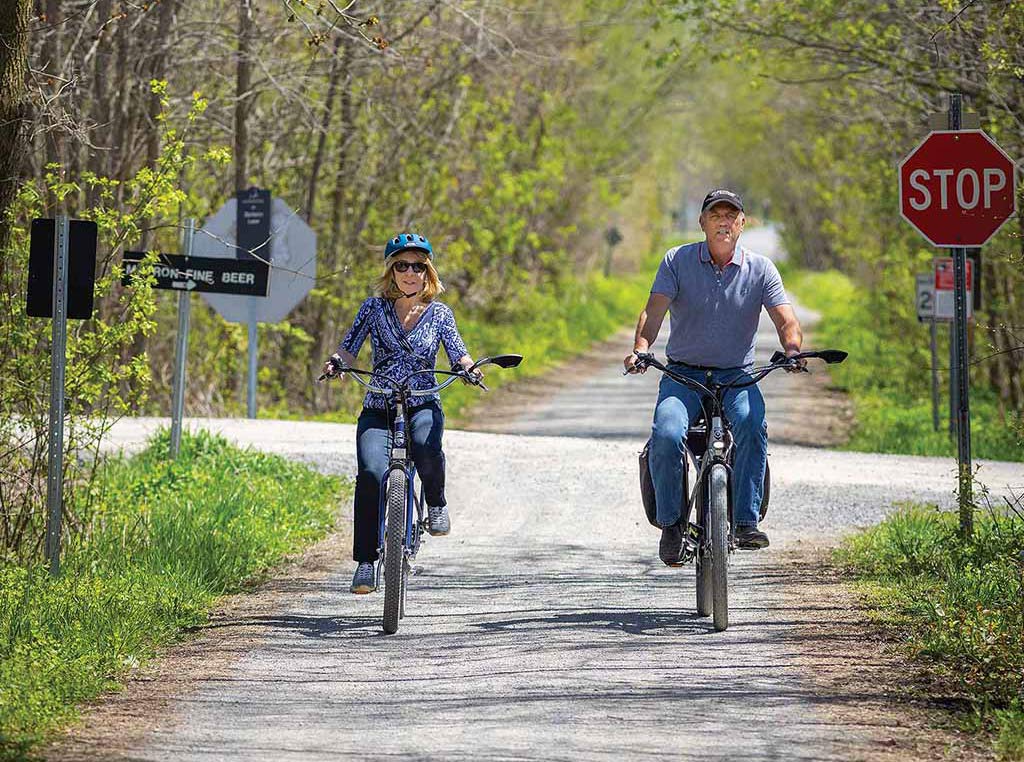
[235,0,254,192]
[0,0,32,257]
[305,37,342,225]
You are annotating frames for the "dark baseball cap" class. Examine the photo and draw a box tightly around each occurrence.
[701,189,744,213]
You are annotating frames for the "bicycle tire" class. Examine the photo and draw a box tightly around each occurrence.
[695,485,712,617]
[710,463,730,631]
[382,468,407,635]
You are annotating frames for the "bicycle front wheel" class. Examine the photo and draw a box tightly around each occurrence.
[382,468,408,635]
[710,463,730,631]
[695,487,712,617]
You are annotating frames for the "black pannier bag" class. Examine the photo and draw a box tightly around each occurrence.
[638,439,689,529]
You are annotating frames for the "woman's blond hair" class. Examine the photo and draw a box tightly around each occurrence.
[375,252,445,302]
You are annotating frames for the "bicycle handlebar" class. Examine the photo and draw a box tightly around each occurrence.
[317,353,523,396]
[628,349,846,396]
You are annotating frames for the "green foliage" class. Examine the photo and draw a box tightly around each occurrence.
[0,430,345,760]
[0,90,232,563]
[650,0,1024,451]
[839,503,1024,756]
[785,268,1024,461]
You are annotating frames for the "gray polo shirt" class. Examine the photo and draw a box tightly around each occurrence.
[651,241,789,368]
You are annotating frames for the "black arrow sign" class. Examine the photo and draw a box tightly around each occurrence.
[122,252,269,296]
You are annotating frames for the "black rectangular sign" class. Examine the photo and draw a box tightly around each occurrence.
[122,252,270,296]
[237,187,271,262]
[26,218,99,319]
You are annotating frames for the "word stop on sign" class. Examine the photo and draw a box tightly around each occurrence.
[906,167,1008,211]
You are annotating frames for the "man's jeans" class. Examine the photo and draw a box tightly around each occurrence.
[649,364,767,529]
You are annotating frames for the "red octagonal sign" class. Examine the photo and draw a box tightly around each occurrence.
[898,130,1017,247]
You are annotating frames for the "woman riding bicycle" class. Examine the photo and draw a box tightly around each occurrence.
[321,233,480,595]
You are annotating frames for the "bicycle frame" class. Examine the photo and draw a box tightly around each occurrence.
[376,390,428,583]
[672,369,741,557]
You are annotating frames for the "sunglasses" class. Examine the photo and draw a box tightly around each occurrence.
[393,261,427,274]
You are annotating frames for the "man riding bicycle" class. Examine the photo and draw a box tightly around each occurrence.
[624,189,804,564]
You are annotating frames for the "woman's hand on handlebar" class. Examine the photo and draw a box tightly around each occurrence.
[319,353,349,381]
[456,357,485,386]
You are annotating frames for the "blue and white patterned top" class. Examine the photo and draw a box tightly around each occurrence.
[337,297,470,410]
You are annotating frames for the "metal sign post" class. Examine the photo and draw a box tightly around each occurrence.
[169,219,196,458]
[238,189,271,420]
[930,321,940,432]
[247,308,258,419]
[948,92,973,539]
[898,90,1015,541]
[44,215,70,576]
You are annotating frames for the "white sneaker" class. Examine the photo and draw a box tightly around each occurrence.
[427,505,450,536]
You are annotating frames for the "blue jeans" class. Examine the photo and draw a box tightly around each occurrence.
[649,365,767,529]
[353,402,446,562]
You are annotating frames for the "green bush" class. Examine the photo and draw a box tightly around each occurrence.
[785,268,1024,461]
[0,430,346,760]
[839,505,1024,757]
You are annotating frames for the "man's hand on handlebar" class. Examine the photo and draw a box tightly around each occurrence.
[624,350,647,374]
[783,350,808,374]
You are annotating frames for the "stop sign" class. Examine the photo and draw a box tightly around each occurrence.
[898,130,1017,247]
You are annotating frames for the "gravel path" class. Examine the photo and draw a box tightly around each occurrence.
[61,228,1022,761]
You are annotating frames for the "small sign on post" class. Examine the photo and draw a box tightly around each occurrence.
[915,273,935,322]
[933,257,974,321]
[121,252,269,296]
[915,273,941,432]
[26,216,98,576]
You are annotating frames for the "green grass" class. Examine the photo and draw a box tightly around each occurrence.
[838,504,1024,759]
[784,268,1024,461]
[0,430,347,761]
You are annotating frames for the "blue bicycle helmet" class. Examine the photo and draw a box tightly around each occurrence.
[384,232,433,259]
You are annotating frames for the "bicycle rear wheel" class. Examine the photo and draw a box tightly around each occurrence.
[709,463,730,631]
[382,468,408,635]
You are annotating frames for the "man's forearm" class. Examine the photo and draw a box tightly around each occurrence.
[778,320,802,353]
[633,311,661,352]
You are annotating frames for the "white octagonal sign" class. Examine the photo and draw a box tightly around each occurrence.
[193,197,317,324]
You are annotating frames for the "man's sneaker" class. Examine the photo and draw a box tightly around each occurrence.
[659,523,684,566]
[734,526,770,550]
[350,562,377,594]
[427,505,450,536]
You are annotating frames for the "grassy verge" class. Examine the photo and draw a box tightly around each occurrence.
[0,430,348,761]
[838,504,1024,759]
[783,268,1024,461]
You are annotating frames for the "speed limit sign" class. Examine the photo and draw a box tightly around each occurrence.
[915,273,935,322]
